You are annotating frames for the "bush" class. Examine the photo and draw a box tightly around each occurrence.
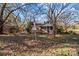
[26,21,32,33]
[26,28,31,34]
[63,32,70,34]
[10,27,18,33]
[57,26,64,34]
[62,31,76,35]
[68,31,76,35]
[57,26,76,35]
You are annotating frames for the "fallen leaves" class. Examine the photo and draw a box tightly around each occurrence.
[0,34,79,56]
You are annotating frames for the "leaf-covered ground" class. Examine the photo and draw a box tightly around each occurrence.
[0,34,79,56]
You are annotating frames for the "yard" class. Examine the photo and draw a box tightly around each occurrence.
[0,33,79,56]
[0,3,79,56]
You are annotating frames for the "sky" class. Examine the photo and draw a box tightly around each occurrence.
[12,3,79,23]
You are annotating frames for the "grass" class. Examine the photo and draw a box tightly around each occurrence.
[0,34,79,56]
[43,47,77,56]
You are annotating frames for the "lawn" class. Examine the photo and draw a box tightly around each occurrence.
[0,34,79,56]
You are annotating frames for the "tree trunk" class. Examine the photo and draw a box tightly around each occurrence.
[53,15,57,38]
[64,24,68,32]
[0,18,4,34]
[53,23,57,38]
[65,27,68,32]
[0,24,4,34]
[0,3,7,34]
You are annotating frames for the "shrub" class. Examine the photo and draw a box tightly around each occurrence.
[26,21,32,33]
[68,31,76,35]
[57,26,64,34]
[10,27,17,33]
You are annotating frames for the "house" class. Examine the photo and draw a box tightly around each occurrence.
[39,23,53,34]
[3,23,18,34]
[31,20,68,34]
[3,13,22,34]
[31,21,53,34]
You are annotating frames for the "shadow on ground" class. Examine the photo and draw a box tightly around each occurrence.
[0,34,79,55]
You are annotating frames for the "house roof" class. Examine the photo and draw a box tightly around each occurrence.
[43,23,52,26]
[4,23,17,27]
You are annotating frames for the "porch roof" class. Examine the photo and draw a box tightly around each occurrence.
[43,23,52,27]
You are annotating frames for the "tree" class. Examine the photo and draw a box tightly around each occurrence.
[0,3,7,34]
[58,10,76,32]
[0,3,26,34]
[47,3,70,38]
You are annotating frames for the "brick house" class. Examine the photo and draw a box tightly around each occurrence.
[3,14,22,34]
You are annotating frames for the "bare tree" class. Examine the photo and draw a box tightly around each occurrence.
[0,3,7,34]
[58,10,76,32]
[0,3,26,34]
[47,3,70,38]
